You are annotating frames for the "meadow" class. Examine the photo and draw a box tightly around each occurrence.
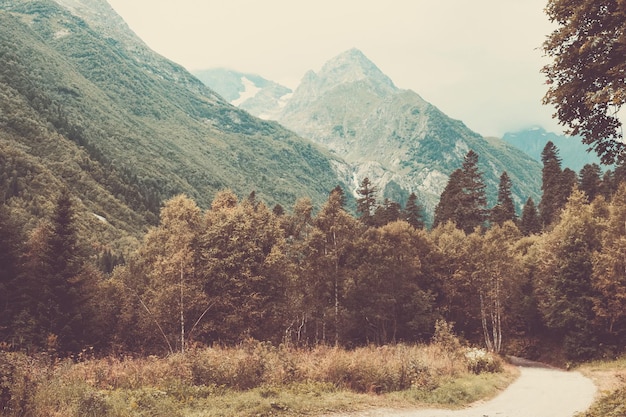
[0,340,511,417]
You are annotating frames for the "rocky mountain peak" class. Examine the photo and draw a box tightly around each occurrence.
[317,48,396,90]
[289,48,397,102]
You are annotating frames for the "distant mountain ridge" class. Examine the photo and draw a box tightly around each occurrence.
[502,127,605,172]
[200,49,542,217]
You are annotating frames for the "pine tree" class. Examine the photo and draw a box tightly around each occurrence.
[490,171,517,226]
[433,169,464,229]
[0,205,22,342]
[403,192,425,229]
[600,170,614,200]
[37,189,87,353]
[539,141,564,228]
[356,178,377,226]
[458,150,488,233]
[579,163,602,202]
[434,151,487,233]
[519,197,541,236]
[372,198,401,227]
[331,185,347,209]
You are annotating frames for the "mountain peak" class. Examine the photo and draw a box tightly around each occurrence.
[317,48,396,91]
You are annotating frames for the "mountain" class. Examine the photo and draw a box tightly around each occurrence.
[0,0,347,252]
[502,127,605,172]
[272,48,542,216]
[193,68,292,120]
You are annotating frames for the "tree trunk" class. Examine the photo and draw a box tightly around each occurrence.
[180,261,185,354]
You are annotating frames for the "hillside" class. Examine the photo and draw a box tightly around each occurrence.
[0,0,346,252]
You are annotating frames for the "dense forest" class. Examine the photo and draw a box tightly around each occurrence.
[1,141,625,363]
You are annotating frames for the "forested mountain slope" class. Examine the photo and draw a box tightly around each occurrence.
[0,0,345,252]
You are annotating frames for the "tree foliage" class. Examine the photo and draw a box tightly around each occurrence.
[520,197,541,236]
[434,150,487,233]
[534,188,601,360]
[490,171,517,226]
[5,180,626,361]
[542,0,626,164]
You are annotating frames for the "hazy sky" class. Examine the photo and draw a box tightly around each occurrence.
[106,0,561,137]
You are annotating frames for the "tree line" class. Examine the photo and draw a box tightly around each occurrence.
[1,141,626,361]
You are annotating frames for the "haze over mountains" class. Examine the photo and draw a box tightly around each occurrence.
[196,49,543,213]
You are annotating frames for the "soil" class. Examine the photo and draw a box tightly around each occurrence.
[331,360,597,417]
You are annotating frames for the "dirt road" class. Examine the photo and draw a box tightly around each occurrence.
[341,364,597,417]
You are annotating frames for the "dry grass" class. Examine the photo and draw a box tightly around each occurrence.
[575,355,626,417]
[1,342,510,417]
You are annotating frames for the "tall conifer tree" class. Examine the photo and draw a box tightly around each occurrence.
[539,141,564,228]
[434,151,487,233]
[356,177,377,226]
[520,197,541,236]
[579,163,602,202]
[0,205,22,342]
[490,171,517,226]
[403,192,425,229]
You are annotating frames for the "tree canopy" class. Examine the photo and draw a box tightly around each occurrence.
[542,0,626,164]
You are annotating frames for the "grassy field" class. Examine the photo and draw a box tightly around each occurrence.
[0,342,515,417]
[576,355,626,417]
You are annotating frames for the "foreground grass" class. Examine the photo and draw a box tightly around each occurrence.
[1,343,514,417]
[576,355,626,417]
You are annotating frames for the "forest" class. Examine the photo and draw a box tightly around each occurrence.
[1,140,625,364]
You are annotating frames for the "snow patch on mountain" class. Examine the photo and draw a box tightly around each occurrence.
[232,76,262,106]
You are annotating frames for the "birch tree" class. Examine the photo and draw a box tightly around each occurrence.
[136,195,205,354]
[473,222,521,353]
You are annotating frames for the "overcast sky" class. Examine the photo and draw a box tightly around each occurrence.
[106,0,561,138]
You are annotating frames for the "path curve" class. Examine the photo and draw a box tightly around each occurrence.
[340,363,597,417]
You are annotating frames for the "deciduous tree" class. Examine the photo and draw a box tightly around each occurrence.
[535,187,601,360]
[542,0,626,164]
[200,190,289,344]
[135,195,205,354]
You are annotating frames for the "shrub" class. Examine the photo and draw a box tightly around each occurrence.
[0,352,42,417]
[464,348,503,374]
[76,391,111,417]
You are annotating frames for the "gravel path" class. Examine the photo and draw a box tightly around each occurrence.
[338,364,597,417]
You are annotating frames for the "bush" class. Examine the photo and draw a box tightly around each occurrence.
[464,348,503,374]
[76,391,111,417]
[0,352,42,416]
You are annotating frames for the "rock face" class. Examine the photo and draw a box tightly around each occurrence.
[276,49,542,216]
